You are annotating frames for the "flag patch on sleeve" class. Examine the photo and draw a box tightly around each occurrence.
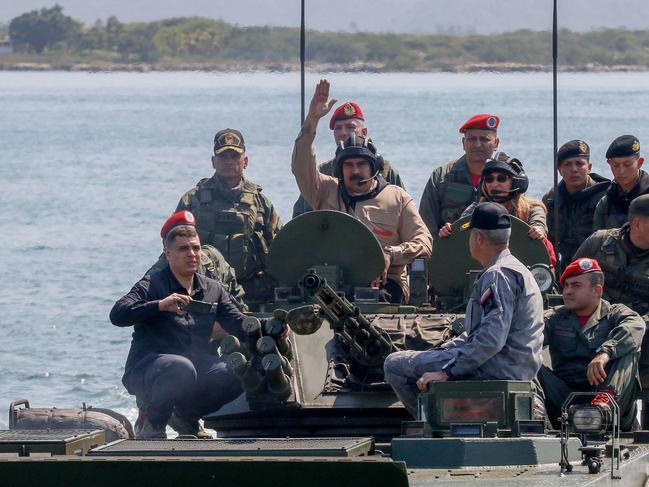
[480,287,493,305]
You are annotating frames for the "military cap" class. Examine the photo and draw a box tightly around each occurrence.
[560,257,603,286]
[605,135,640,159]
[558,139,590,164]
[329,102,365,130]
[468,202,511,230]
[214,128,245,155]
[629,194,649,217]
[459,113,500,133]
[161,210,196,239]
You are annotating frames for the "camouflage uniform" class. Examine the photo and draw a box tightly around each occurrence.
[419,156,480,235]
[177,174,282,305]
[384,249,544,417]
[292,158,404,218]
[593,170,649,231]
[539,300,644,430]
[574,224,649,316]
[146,244,247,311]
[542,173,610,272]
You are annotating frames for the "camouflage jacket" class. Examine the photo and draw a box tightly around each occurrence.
[292,158,404,218]
[544,300,644,387]
[542,173,610,270]
[419,155,480,235]
[574,223,649,316]
[146,245,247,310]
[593,170,649,231]
[177,174,282,302]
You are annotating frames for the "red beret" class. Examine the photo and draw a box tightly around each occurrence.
[459,114,500,133]
[560,258,603,286]
[329,102,365,130]
[161,210,196,239]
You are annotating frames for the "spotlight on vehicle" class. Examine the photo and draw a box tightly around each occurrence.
[568,404,611,434]
[530,264,553,293]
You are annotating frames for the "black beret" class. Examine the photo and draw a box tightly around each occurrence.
[558,139,590,164]
[469,202,511,230]
[629,194,649,217]
[606,135,640,159]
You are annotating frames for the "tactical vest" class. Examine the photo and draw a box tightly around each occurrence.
[597,230,649,315]
[438,161,479,225]
[189,178,268,283]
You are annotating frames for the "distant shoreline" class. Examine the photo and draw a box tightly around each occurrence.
[1,61,647,73]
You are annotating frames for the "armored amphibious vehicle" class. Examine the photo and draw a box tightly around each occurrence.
[6,209,649,487]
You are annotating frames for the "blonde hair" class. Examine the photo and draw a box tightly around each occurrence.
[480,193,546,222]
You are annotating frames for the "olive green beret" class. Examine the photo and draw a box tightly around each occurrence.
[629,194,649,216]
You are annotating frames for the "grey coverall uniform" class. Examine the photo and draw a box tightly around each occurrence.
[384,248,544,417]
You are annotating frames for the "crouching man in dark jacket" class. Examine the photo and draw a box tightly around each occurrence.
[110,210,258,439]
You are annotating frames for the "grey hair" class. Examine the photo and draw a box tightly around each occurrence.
[474,227,511,246]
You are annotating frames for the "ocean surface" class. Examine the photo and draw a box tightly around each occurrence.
[1,71,648,430]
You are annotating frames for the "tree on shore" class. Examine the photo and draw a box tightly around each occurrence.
[9,5,82,53]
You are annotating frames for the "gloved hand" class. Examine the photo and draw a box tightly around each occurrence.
[275,305,323,335]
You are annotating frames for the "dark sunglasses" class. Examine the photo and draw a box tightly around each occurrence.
[484,174,511,183]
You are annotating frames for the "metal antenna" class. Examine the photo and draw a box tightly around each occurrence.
[300,0,306,126]
[552,0,560,260]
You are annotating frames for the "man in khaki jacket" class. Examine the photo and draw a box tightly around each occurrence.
[291,80,432,303]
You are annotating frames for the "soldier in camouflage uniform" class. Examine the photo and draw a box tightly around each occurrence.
[419,113,500,237]
[593,135,648,231]
[574,194,649,318]
[539,258,645,430]
[542,140,610,272]
[292,100,404,218]
[176,129,282,307]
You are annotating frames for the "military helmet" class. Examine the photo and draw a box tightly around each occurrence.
[334,134,385,176]
[480,153,529,202]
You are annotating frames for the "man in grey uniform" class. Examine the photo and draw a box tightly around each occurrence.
[383,202,545,417]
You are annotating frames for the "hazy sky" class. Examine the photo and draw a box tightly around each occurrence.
[1,0,648,34]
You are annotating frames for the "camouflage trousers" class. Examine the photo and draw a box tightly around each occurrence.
[537,353,640,431]
[383,349,458,418]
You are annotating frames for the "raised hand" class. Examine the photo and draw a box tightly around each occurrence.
[307,79,338,122]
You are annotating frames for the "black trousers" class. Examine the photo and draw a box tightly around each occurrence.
[127,352,242,425]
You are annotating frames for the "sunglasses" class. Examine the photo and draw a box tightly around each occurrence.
[484,174,511,183]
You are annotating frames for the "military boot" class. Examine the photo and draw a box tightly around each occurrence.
[168,412,213,439]
[134,408,167,439]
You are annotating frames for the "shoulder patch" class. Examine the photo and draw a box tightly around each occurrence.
[480,286,494,305]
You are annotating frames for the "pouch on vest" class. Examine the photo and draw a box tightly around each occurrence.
[440,181,476,223]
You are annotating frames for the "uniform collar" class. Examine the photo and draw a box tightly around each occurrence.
[162,264,206,297]
[580,299,609,334]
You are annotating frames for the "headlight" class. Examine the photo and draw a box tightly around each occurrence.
[569,405,610,433]
[530,264,554,293]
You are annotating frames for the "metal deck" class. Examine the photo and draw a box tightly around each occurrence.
[88,436,374,457]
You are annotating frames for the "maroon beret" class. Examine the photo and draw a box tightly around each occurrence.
[459,114,500,133]
[560,258,603,287]
[161,210,196,239]
[329,102,365,130]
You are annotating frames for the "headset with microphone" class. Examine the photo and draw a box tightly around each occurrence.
[335,134,384,187]
[480,154,529,203]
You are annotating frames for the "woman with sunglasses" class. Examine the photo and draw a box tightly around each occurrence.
[439,155,547,241]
